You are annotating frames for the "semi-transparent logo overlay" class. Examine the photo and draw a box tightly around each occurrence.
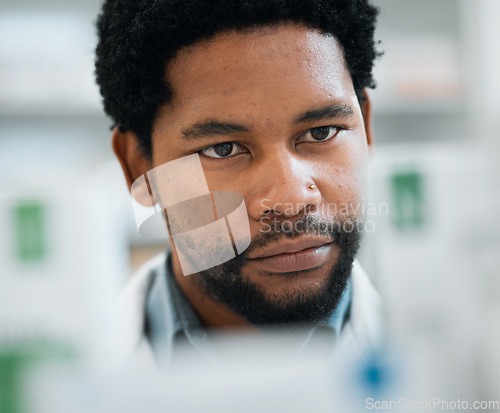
[130,154,251,276]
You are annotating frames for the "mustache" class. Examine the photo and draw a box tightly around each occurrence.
[243,214,358,257]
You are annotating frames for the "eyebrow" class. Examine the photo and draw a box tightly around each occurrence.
[294,103,354,124]
[180,102,354,141]
[181,121,249,141]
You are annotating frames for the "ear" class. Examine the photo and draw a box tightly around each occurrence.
[111,127,152,192]
[360,89,374,154]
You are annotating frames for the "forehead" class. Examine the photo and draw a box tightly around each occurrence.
[156,24,356,131]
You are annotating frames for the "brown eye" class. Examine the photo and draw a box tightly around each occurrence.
[200,142,246,159]
[310,126,335,141]
[213,142,234,157]
[298,126,340,143]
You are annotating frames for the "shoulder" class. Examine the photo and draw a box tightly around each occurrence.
[114,251,168,364]
[338,261,384,359]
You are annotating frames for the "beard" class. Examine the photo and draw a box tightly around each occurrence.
[192,214,362,326]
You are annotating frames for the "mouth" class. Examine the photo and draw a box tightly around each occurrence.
[247,238,334,273]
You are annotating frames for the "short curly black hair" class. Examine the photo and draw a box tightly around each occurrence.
[95,0,381,159]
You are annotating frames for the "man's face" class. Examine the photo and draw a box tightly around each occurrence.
[151,24,372,325]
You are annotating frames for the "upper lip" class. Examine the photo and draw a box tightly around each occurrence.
[248,238,332,259]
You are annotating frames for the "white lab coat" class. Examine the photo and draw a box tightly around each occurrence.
[114,251,383,371]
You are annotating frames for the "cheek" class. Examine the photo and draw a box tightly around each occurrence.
[316,139,369,214]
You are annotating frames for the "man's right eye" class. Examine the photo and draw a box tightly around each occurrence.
[200,142,246,159]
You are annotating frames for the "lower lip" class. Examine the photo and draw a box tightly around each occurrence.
[249,244,333,273]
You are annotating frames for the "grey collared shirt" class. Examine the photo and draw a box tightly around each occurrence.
[145,253,352,369]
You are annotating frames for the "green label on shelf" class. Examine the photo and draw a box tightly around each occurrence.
[390,170,426,231]
[0,354,24,413]
[12,201,47,263]
[0,342,76,413]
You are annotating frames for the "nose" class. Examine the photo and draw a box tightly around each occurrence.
[246,152,322,221]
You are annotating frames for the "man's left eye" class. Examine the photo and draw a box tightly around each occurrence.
[298,126,340,142]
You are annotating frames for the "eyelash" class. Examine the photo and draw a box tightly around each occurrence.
[198,125,343,159]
